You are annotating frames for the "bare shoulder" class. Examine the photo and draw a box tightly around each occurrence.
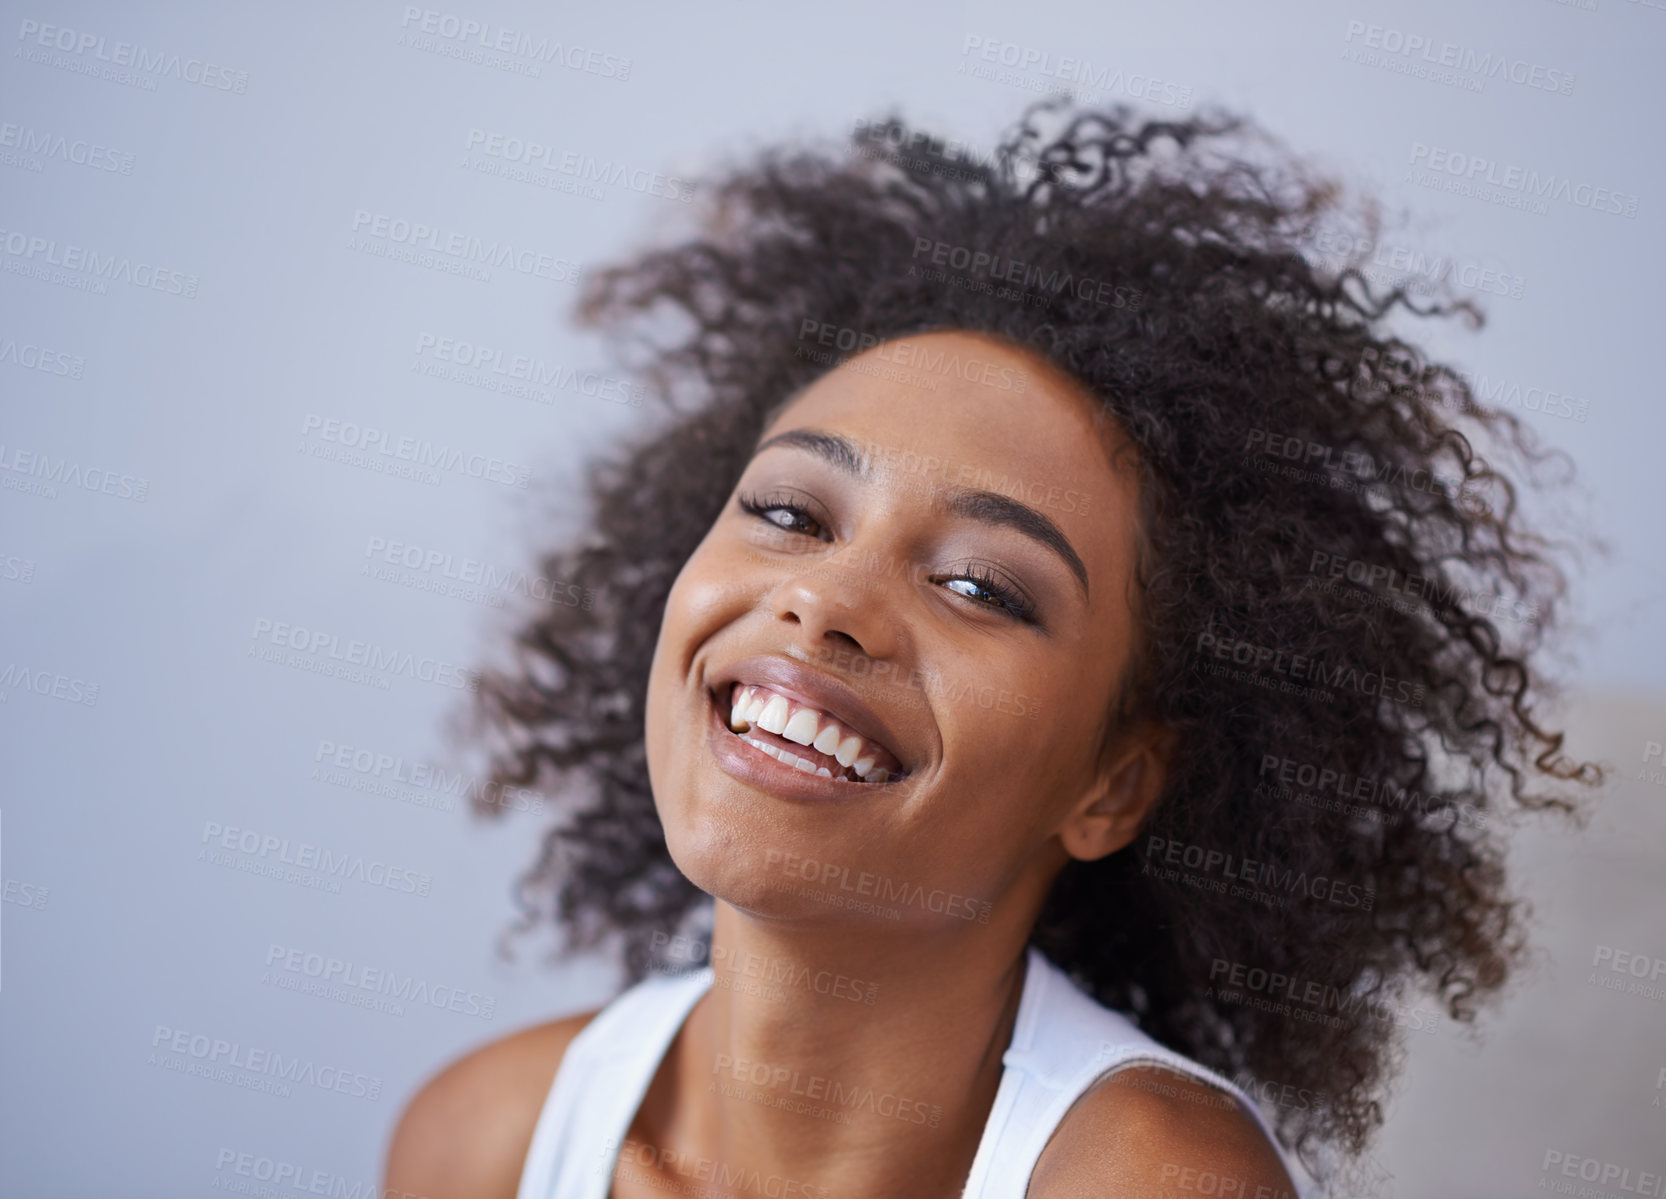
[1029,1064,1298,1199]
[382,1008,602,1199]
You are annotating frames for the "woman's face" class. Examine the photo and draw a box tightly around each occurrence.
[644,329,1150,932]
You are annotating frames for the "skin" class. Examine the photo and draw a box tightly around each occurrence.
[385,330,1298,1198]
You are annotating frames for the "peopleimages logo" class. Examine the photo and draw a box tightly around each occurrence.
[0,226,199,296]
[15,18,251,92]
[601,1137,830,1199]
[909,237,1144,309]
[1589,944,1666,1003]
[711,1054,942,1127]
[348,210,583,283]
[250,616,478,691]
[313,738,547,814]
[198,819,433,897]
[850,117,1047,183]
[149,1025,380,1100]
[0,553,37,584]
[1541,1151,1666,1196]
[797,319,1029,393]
[463,129,692,201]
[1307,549,1540,628]
[363,534,594,610]
[1639,741,1666,790]
[0,337,86,378]
[299,414,529,489]
[1256,752,1488,831]
[397,7,632,80]
[264,943,496,1019]
[1195,631,1426,707]
[0,122,134,173]
[1299,230,1527,302]
[413,333,643,407]
[1455,367,1589,423]
[766,850,994,923]
[0,443,148,501]
[647,932,880,1006]
[0,662,99,706]
[1242,427,1474,506]
[1342,20,1574,95]
[1143,835,1376,911]
[1407,144,1639,218]
[212,1148,416,1199]
[956,35,1193,109]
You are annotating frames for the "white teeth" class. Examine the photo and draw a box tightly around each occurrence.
[782,708,820,746]
[741,733,825,777]
[756,694,790,735]
[834,734,862,768]
[724,683,904,783]
[738,733,894,785]
[741,734,783,764]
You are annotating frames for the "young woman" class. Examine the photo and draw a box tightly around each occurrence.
[383,100,1597,1198]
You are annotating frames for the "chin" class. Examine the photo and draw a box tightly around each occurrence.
[653,788,843,922]
[644,659,922,923]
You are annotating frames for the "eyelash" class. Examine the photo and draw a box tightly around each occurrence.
[735,491,1039,624]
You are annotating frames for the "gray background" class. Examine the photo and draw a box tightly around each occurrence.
[2,1,1663,1196]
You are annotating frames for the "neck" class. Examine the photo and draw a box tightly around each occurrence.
[640,903,1038,1197]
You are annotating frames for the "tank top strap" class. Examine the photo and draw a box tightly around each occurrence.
[516,966,714,1199]
[960,946,1286,1197]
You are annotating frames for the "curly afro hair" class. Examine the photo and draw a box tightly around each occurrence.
[458,98,1601,1185]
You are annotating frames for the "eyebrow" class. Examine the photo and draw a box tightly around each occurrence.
[751,428,1091,600]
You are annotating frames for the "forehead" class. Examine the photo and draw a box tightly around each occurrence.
[766,329,1132,504]
[757,330,1143,609]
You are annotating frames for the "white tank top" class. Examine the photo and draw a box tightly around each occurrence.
[516,945,1288,1198]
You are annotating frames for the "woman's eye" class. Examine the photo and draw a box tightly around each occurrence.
[737,491,1038,624]
[939,570,1038,623]
[943,578,1005,607]
[736,493,828,540]
[767,507,821,536]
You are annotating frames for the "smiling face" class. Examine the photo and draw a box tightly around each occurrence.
[643,329,1160,932]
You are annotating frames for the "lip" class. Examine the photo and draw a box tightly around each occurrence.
[703,655,915,802]
[708,655,912,773]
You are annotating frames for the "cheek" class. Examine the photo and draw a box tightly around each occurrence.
[930,663,1106,831]
[931,696,1068,841]
[644,550,750,815]
[649,544,733,687]
[666,540,757,643]
[644,571,704,792]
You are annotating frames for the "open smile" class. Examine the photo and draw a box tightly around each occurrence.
[703,683,912,801]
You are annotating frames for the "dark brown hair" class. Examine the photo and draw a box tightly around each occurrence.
[458,98,1600,1184]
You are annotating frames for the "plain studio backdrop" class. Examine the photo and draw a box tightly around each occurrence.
[2,1,1662,1196]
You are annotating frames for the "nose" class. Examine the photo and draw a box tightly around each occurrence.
[771,551,903,667]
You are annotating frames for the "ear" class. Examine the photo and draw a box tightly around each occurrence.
[1058,721,1177,863]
